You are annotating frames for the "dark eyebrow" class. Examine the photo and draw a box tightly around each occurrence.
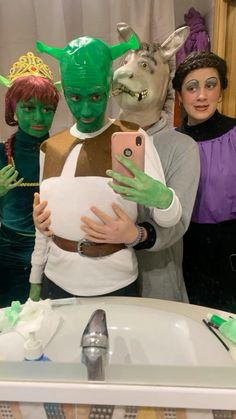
[138,52,157,65]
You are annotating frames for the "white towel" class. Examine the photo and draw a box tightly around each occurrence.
[15,298,63,348]
[0,299,63,361]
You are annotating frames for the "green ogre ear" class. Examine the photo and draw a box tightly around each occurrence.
[53,80,62,91]
[110,34,140,61]
[0,75,11,87]
[36,41,64,61]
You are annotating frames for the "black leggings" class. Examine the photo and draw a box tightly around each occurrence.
[183,219,236,312]
[0,225,33,308]
[40,274,140,300]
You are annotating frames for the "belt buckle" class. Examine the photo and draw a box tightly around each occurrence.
[77,239,93,257]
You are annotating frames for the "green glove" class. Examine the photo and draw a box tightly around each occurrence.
[106,154,173,209]
[29,284,41,301]
[0,164,23,197]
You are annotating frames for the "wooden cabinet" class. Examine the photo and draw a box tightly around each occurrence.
[213,0,236,117]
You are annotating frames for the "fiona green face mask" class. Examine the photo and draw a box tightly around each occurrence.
[35,34,140,133]
[15,98,55,138]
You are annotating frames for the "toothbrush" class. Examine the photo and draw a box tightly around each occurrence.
[51,297,77,307]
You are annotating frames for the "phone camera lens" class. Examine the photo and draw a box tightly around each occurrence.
[136,136,142,146]
[124,148,132,157]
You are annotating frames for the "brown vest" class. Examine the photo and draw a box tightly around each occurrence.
[41,120,139,180]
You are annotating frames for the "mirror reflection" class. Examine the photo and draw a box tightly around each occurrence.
[0,0,236,412]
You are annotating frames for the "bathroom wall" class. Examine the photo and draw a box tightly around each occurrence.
[174,0,214,42]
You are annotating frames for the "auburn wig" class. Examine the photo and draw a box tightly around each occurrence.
[5,75,60,126]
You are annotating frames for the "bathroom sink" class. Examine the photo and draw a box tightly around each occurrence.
[0,299,233,366]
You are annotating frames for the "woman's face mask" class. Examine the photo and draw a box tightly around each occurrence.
[15,98,55,137]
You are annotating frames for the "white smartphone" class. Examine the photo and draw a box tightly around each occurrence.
[111,131,145,184]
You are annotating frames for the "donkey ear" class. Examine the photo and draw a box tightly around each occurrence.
[160,26,190,62]
[116,22,141,44]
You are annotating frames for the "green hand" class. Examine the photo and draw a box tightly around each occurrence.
[106,154,173,209]
[29,284,41,301]
[0,164,24,197]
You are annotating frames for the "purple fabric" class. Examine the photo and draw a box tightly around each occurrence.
[191,126,236,223]
[176,7,210,66]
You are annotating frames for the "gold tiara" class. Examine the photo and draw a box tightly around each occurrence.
[7,52,53,82]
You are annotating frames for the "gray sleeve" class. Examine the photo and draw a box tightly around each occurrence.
[139,130,200,251]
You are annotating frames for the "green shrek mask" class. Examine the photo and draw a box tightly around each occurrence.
[36,34,139,133]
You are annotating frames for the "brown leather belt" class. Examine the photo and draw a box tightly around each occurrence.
[52,235,125,257]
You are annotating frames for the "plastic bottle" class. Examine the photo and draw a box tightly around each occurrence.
[24,332,50,361]
[207,313,236,345]
[207,313,227,328]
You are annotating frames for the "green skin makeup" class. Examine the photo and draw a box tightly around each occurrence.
[60,41,112,133]
[15,98,55,138]
[63,82,108,133]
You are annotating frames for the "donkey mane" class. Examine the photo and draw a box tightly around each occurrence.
[139,42,161,56]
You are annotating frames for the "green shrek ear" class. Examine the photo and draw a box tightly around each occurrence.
[36,34,140,63]
[53,80,62,91]
[0,75,11,87]
[110,34,140,60]
[36,42,63,90]
[36,41,64,60]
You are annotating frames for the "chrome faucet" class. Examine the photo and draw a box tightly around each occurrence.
[80,309,109,381]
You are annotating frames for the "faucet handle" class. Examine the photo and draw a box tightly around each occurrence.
[80,309,109,349]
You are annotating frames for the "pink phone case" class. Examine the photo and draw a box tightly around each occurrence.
[111,131,145,183]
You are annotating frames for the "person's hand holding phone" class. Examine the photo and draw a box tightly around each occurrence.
[111,131,145,182]
[106,155,173,209]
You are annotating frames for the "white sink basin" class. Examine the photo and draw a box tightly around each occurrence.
[0,299,233,366]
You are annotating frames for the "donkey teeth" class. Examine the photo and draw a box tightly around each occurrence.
[112,85,148,100]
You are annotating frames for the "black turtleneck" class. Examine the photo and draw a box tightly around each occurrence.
[13,128,48,181]
[176,110,236,142]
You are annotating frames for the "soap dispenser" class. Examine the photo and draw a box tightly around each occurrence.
[24,332,50,361]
